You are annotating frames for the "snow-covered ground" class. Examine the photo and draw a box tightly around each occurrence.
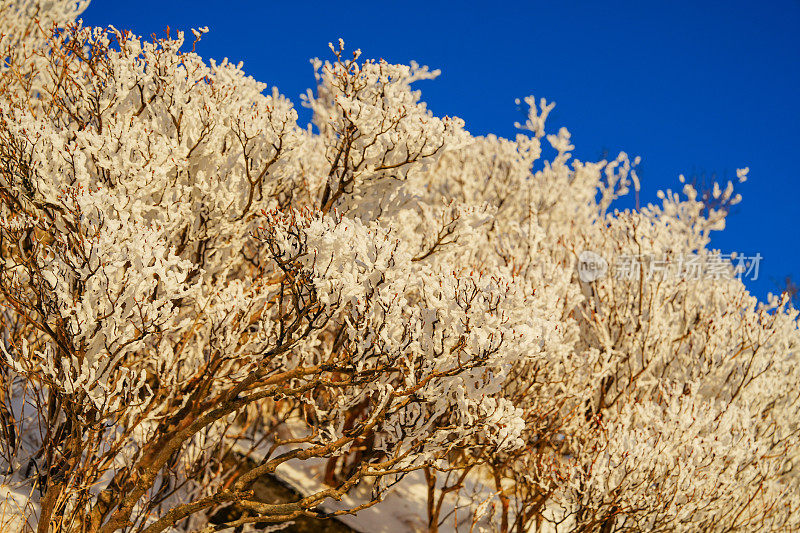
[275,459,431,533]
[0,483,36,532]
[238,421,500,533]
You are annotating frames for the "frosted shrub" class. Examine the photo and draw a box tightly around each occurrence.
[0,2,796,532]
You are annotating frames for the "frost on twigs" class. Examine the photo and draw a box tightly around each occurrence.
[0,3,797,533]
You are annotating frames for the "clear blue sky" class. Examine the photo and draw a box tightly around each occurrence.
[82,0,800,301]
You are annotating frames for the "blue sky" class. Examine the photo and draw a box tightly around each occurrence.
[82,0,800,301]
